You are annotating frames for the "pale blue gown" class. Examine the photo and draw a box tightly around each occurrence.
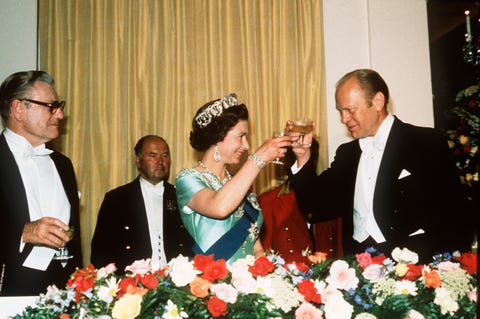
[175,168,263,264]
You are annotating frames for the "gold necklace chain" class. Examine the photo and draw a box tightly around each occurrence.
[197,161,232,185]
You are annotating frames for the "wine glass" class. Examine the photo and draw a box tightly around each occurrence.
[271,130,285,165]
[53,226,74,267]
[292,118,313,146]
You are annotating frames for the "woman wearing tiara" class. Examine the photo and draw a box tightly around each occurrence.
[175,93,292,263]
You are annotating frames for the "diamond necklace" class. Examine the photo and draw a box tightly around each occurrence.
[197,161,232,185]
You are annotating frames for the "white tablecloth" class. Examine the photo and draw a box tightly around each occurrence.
[0,296,37,319]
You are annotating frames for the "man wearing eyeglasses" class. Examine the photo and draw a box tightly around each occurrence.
[0,70,82,296]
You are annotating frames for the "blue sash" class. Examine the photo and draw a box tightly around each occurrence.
[192,200,259,261]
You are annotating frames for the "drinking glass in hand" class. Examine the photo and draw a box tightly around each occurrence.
[53,226,74,267]
[271,131,285,165]
[292,118,313,146]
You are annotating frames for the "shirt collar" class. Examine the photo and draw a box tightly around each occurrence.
[359,113,394,152]
[140,177,165,195]
[3,128,53,157]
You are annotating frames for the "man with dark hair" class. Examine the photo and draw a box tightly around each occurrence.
[91,135,193,272]
[0,70,82,295]
[290,69,474,261]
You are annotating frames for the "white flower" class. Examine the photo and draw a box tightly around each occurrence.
[168,255,200,287]
[391,247,418,264]
[326,260,359,290]
[162,300,188,319]
[210,283,238,303]
[97,276,119,303]
[323,293,354,319]
[395,280,417,296]
[434,287,459,315]
[362,264,383,282]
[259,274,302,313]
[437,261,460,272]
[230,267,257,293]
[406,309,425,319]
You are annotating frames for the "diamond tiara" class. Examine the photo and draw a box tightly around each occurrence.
[195,93,238,128]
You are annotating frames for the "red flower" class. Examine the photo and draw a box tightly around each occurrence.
[455,252,477,275]
[295,262,310,273]
[248,256,274,277]
[117,276,140,298]
[371,255,387,265]
[468,99,476,108]
[67,264,97,302]
[403,264,424,281]
[193,254,215,272]
[60,314,70,319]
[356,252,372,269]
[297,280,321,304]
[207,295,227,317]
[140,274,159,289]
[201,259,229,282]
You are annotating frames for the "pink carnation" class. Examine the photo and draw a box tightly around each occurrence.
[295,302,323,319]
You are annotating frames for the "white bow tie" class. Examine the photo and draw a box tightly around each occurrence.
[359,137,384,153]
[24,146,53,158]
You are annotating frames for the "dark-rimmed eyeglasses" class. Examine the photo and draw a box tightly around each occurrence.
[20,98,65,114]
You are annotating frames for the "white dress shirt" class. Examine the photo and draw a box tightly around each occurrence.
[4,129,70,270]
[352,114,394,244]
[139,177,168,269]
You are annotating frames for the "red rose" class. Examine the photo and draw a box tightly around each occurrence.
[201,259,229,282]
[248,256,275,277]
[297,280,321,304]
[356,252,372,269]
[117,276,139,298]
[455,252,477,275]
[295,262,310,273]
[140,274,159,289]
[193,254,215,272]
[371,255,387,265]
[404,264,423,281]
[207,295,227,318]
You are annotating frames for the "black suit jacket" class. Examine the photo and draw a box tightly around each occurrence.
[90,177,193,272]
[0,134,83,296]
[293,117,473,261]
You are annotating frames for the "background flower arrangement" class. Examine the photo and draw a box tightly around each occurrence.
[445,84,480,201]
[13,248,477,319]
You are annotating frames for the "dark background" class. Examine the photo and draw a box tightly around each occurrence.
[428,0,480,129]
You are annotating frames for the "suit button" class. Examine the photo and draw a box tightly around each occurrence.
[288,249,293,253]
[394,209,398,213]
[286,237,291,242]
[124,226,130,230]
[179,243,184,247]
[125,245,131,250]
[283,226,289,231]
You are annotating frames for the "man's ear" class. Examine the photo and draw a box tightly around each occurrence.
[372,92,385,111]
[11,99,26,121]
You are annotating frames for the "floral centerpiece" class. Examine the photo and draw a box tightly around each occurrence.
[445,84,480,200]
[13,248,477,319]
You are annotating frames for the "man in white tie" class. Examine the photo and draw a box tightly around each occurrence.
[91,135,193,272]
[0,70,82,295]
[289,69,474,262]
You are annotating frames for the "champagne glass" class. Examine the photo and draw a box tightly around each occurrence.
[292,118,313,146]
[271,130,285,164]
[53,226,74,267]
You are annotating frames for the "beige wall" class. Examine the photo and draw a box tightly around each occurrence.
[323,0,433,162]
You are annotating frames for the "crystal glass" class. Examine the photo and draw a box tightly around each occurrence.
[271,130,285,164]
[292,118,313,145]
[53,226,74,267]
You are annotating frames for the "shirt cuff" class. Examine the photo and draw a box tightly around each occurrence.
[291,161,302,174]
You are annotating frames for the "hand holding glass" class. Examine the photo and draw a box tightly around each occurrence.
[292,118,313,146]
[53,226,74,266]
[271,131,285,164]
